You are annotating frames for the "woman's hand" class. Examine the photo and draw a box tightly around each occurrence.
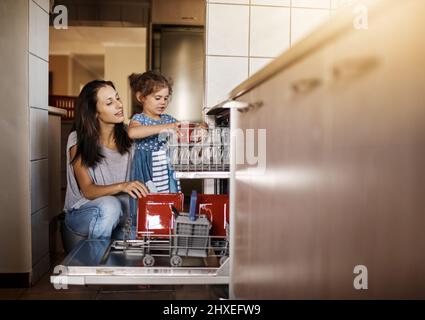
[121,180,149,199]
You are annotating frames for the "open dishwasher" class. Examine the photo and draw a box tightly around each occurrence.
[51,121,231,288]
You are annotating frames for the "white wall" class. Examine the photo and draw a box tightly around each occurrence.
[49,54,104,96]
[105,45,146,120]
[205,0,345,109]
[0,0,49,283]
[71,57,102,96]
[29,0,50,284]
[0,0,32,276]
[49,55,72,96]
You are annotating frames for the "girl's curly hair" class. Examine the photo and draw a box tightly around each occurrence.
[129,71,173,106]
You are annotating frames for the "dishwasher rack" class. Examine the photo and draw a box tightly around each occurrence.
[51,194,230,287]
[167,124,230,172]
[112,193,230,268]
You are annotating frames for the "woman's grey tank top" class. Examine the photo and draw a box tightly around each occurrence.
[63,131,133,212]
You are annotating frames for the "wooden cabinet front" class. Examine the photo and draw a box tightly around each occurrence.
[230,0,425,299]
[152,0,205,26]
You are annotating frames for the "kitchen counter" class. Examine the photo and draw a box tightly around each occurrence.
[48,106,67,117]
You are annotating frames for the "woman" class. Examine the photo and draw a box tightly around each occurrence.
[63,80,148,240]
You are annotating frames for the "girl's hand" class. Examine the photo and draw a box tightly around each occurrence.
[121,181,149,199]
[192,123,209,143]
[166,122,182,136]
[166,122,180,130]
[197,122,209,130]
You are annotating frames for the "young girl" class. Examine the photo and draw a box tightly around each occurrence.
[128,71,181,194]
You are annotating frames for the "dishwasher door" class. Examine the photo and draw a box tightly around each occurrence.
[51,239,229,287]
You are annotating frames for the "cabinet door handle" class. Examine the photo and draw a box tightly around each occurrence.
[223,101,263,113]
[181,16,196,20]
[236,101,263,113]
[291,78,322,94]
[332,56,380,81]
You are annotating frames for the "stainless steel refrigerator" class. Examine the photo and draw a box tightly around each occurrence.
[152,26,204,123]
[151,26,206,199]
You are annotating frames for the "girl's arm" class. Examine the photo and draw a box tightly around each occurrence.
[128,120,180,139]
[70,145,148,199]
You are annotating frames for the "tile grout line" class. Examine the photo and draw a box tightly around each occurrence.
[32,0,50,15]
[290,0,293,47]
[248,0,251,76]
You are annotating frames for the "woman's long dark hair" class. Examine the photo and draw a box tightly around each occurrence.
[71,80,132,168]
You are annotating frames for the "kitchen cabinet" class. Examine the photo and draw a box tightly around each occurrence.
[226,0,425,299]
[152,0,205,26]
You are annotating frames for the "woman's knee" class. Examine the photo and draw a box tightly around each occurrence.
[95,196,122,222]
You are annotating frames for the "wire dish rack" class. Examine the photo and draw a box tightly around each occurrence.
[166,125,230,172]
[172,213,211,258]
[110,193,230,268]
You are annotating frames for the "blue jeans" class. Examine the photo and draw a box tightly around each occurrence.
[65,196,124,240]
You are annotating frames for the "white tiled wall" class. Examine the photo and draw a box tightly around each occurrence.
[29,0,50,283]
[29,0,49,60]
[31,159,49,214]
[251,0,290,6]
[207,4,249,56]
[33,0,50,12]
[331,0,350,10]
[206,56,249,108]
[292,0,330,8]
[205,0,332,109]
[249,57,274,75]
[31,207,49,265]
[209,0,249,4]
[0,0,50,282]
[250,6,291,57]
[29,54,48,110]
[30,108,48,160]
[291,8,330,44]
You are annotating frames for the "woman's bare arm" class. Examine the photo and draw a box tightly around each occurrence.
[70,145,148,199]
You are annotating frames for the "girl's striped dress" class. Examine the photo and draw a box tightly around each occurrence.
[130,112,180,193]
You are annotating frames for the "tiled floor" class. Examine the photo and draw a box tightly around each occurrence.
[0,254,229,300]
